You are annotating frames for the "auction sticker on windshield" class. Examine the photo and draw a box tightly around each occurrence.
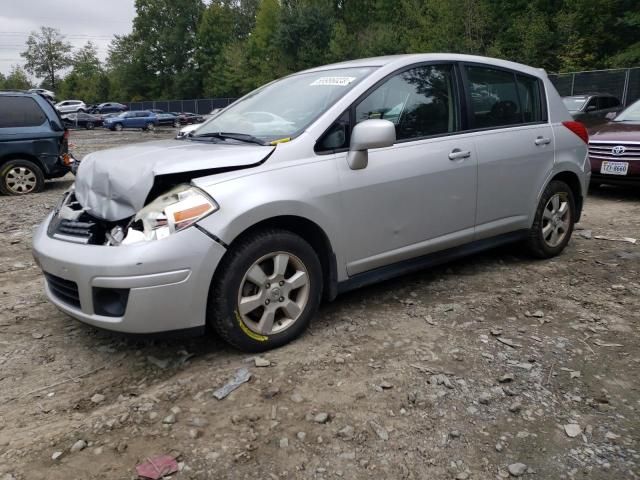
[601,161,629,175]
[310,77,356,86]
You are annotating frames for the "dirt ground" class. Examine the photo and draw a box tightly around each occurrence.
[0,128,638,480]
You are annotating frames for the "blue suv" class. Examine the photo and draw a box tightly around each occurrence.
[0,91,71,195]
[103,111,158,131]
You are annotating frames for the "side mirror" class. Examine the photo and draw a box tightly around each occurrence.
[347,119,396,170]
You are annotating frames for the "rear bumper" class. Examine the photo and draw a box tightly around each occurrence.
[32,214,227,334]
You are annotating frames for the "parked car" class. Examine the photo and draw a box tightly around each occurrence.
[28,88,55,102]
[156,112,180,127]
[0,91,71,195]
[563,94,623,128]
[176,112,205,125]
[103,110,158,131]
[90,102,128,114]
[588,98,640,186]
[175,123,202,138]
[55,100,87,114]
[61,112,103,130]
[33,54,589,352]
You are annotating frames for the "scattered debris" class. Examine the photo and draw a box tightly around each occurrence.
[254,357,270,367]
[508,463,527,477]
[496,337,521,348]
[564,424,582,438]
[146,356,170,369]
[593,235,637,244]
[369,421,389,441]
[135,455,179,479]
[213,368,252,400]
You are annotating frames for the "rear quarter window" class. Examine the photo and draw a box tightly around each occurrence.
[0,96,47,128]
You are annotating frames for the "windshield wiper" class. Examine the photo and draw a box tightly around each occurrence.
[191,132,267,145]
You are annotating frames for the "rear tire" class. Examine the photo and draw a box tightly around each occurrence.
[0,159,45,195]
[85,121,94,130]
[144,122,155,131]
[525,180,575,258]
[207,229,323,352]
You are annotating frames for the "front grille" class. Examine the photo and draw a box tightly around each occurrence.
[588,142,640,161]
[56,219,96,241]
[45,273,81,309]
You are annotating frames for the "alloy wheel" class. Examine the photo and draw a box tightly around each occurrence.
[236,251,310,336]
[5,166,37,194]
[542,193,570,247]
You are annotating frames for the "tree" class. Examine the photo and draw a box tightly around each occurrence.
[197,1,236,96]
[4,66,32,90]
[21,26,72,90]
[59,42,109,103]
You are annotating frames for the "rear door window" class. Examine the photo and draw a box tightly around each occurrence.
[0,96,47,128]
[465,66,523,128]
[516,74,546,122]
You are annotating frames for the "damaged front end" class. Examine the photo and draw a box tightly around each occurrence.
[48,183,218,246]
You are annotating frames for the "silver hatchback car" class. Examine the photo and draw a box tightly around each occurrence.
[33,54,590,351]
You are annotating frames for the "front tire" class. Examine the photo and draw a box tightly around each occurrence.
[85,121,94,130]
[0,159,45,195]
[525,180,575,258]
[114,123,123,131]
[207,229,323,352]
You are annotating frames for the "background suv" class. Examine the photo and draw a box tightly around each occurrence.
[55,100,87,114]
[563,93,622,128]
[103,111,158,131]
[0,92,71,195]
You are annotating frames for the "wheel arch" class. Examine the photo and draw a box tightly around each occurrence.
[550,170,583,222]
[0,153,46,174]
[217,215,338,302]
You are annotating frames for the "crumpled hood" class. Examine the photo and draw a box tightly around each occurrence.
[75,139,274,221]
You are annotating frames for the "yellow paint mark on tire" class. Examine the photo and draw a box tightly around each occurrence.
[235,310,268,342]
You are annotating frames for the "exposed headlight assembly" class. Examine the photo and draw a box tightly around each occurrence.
[121,184,218,244]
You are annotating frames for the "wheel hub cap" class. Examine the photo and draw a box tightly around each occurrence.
[237,252,310,336]
[542,193,570,248]
[6,167,37,194]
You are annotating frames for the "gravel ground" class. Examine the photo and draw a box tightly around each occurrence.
[0,128,639,479]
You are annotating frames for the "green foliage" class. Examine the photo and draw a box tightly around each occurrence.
[3,66,32,90]
[10,0,640,102]
[20,26,72,90]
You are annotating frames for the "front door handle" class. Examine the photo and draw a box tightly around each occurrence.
[448,149,471,160]
[534,136,551,146]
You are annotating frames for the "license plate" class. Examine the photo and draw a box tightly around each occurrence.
[600,161,628,175]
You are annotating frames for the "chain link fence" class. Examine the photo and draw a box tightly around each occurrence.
[548,67,640,106]
[123,97,237,114]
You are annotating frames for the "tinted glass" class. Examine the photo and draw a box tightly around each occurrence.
[516,74,545,122]
[466,66,521,128]
[317,111,350,151]
[563,97,587,111]
[614,99,640,121]
[356,64,458,140]
[0,96,47,128]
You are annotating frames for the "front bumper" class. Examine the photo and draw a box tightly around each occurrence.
[590,156,640,184]
[32,213,227,334]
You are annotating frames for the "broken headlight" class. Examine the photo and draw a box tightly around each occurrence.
[122,185,218,244]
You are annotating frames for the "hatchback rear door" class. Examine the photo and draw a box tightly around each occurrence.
[460,64,553,239]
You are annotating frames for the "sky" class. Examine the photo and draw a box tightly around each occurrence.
[0,0,136,80]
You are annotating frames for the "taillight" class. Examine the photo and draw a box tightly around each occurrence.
[562,121,588,144]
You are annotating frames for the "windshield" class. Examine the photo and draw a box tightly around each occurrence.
[614,99,640,122]
[193,67,374,142]
[563,97,587,112]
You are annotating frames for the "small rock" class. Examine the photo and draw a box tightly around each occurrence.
[338,451,356,460]
[296,431,306,441]
[147,355,170,369]
[379,381,393,389]
[564,424,582,438]
[369,421,389,441]
[495,442,503,452]
[449,430,461,439]
[170,406,181,415]
[498,374,514,383]
[70,439,87,453]
[508,463,527,477]
[509,401,522,414]
[456,473,470,480]
[334,356,345,364]
[263,386,280,399]
[90,394,105,404]
[290,392,304,403]
[93,447,103,455]
[189,428,202,439]
[279,437,289,449]
[605,431,620,442]
[51,451,64,461]
[313,412,329,424]
[163,413,176,424]
[254,357,270,367]
[526,310,544,318]
[32,332,44,339]
[189,417,208,428]
[337,425,354,439]
[115,441,128,453]
[478,392,491,405]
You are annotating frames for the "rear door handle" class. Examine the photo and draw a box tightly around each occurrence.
[534,136,551,146]
[448,149,471,160]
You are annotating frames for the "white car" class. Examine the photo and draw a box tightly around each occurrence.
[55,100,87,114]
[176,123,202,139]
[28,88,55,101]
